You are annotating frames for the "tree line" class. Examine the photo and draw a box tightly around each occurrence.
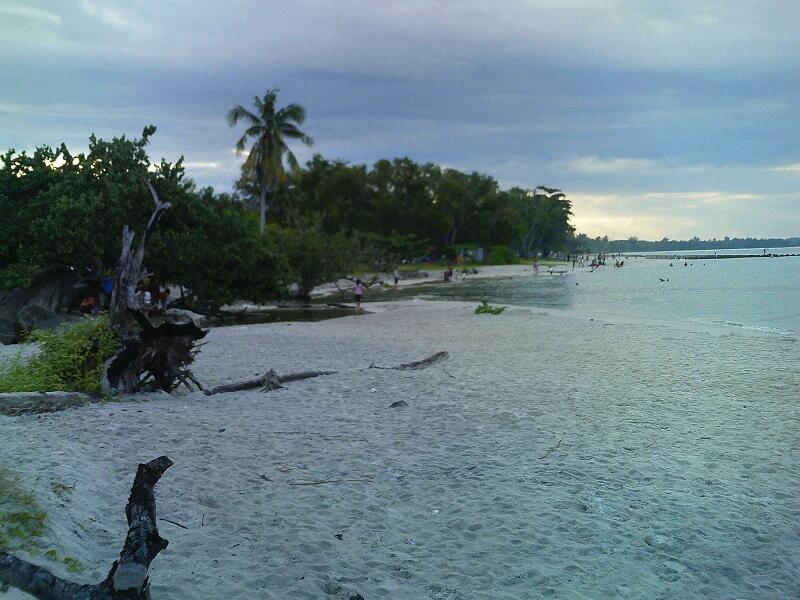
[579,234,800,254]
[0,92,579,312]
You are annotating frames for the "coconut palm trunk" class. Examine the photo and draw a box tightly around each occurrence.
[259,184,269,234]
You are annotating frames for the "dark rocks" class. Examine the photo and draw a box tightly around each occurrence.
[0,318,15,345]
[16,305,69,332]
[0,265,80,344]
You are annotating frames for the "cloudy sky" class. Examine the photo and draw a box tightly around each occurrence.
[2,0,800,239]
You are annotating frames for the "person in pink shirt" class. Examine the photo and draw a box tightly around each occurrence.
[353,279,366,308]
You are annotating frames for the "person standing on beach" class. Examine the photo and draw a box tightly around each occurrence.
[353,279,366,308]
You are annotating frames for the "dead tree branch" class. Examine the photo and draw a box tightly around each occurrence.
[104,182,205,393]
[369,351,449,371]
[203,351,450,396]
[204,370,337,396]
[0,456,173,600]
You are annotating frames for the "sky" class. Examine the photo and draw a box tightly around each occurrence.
[2,0,800,240]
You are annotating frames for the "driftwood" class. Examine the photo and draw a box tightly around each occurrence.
[109,182,171,337]
[104,318,207,393]
[204,369,337,396]
[104,182,206,393]
[369,350,449,371]
[288,478,373,486]
[0,456,173,600]
[539,439,562,460]
[204,351,450,396]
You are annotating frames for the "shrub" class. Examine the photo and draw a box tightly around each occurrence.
[475,301,505,315]
[487,245,517,265]
[0,316,118,394]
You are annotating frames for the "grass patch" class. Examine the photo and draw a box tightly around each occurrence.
[0,316,118,394]
[0,468,46,554]
[45,547,83,573]
[475,301,505,315]
[1,469,84,574]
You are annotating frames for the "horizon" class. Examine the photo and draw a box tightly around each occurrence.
[2,1,800,239]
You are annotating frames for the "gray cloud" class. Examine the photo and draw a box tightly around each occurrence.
[1,0,799,238]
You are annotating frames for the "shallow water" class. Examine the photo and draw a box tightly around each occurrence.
[378,247,800,336]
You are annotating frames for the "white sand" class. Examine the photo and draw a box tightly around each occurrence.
[2,300,799,598]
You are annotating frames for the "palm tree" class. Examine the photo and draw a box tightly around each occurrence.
[227,89,313,233]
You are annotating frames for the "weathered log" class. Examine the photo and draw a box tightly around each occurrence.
[0,456,173,600]
[204,369,338,396]
[369,350,449,371]
[204,351,450,397]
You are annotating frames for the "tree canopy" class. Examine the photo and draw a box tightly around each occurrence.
[246,154,575,259]
[0,126,579,312]
[0,127,289,311]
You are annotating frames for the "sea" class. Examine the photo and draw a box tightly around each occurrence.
[392,247,800,337]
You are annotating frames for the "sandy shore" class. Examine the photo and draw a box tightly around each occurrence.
[310,263,563,299]
[2,300,799,598]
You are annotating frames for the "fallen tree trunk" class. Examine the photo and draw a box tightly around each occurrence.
[205,370,337,396]
[0,456,173,600]
[204,351,450,396]
[369,350,449,371]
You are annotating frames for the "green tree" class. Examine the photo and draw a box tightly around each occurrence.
[268,216,355,299]
[0,128,289,312]
[227,89,313,234]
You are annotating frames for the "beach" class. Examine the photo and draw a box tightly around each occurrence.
[2,297,799,599]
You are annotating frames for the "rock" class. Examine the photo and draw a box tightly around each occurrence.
[389,400,408,408]
[0,265,80,343]
[164,307,206,325]
[16,305,69,333]
[0,318,15,345]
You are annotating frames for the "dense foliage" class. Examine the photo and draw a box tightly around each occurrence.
[241,156,576,259]
[0,127,291,310]
[0,126,578,311]
[0,316,118,394]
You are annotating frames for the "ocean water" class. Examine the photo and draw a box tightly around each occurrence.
[393,248,800,336]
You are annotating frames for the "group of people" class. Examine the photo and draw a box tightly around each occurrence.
[78,277,172,316]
